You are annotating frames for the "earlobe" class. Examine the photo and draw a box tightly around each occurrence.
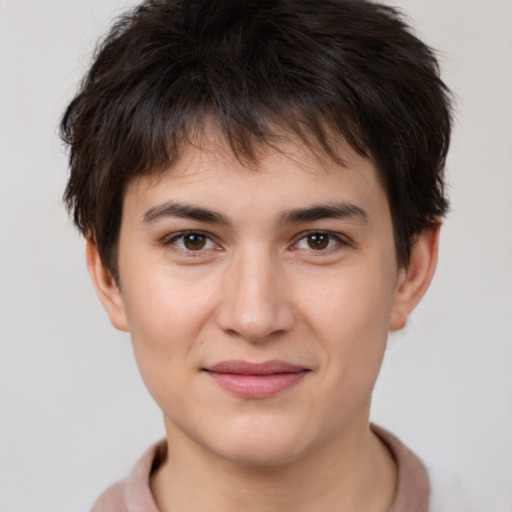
[389,225,440,331]
[85,238,129,332]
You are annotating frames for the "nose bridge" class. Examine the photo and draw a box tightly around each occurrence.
[216,245,294,341]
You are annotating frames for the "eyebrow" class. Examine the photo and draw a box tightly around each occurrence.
[279,203,368,224]
[143,202,231,225]
[142,201,368,226]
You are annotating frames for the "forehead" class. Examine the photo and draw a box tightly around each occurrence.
[122,130,389,225]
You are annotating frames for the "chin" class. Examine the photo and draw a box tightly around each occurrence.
[217,440,304,468]
[204,417,311,468]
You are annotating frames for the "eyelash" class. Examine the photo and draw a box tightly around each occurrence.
[162,230,349,256]
[162,231,219,255]
[291,231,348,253]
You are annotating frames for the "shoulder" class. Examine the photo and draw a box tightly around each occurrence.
[372,425,476,512]
[90,481,127,512]
[89,440,167,512]
[372,424,429,512]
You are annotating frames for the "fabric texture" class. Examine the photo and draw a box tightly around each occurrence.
[91,425,429,512]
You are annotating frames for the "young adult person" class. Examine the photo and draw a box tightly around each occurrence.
[60,0,453,510]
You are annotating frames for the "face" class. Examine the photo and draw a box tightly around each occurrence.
[93,134,422,466]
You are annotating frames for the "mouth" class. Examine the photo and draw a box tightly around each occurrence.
[202,360,311,398]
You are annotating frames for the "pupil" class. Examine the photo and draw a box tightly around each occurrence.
[308,233,329,250]
[184,234,206,250]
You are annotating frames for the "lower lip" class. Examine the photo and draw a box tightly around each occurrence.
[206,371,308,398]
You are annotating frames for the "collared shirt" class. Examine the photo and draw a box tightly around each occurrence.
[91,425,429,512]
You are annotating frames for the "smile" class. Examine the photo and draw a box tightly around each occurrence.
[203,360,310,398]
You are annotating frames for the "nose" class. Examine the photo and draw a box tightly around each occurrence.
[215,250,296,342]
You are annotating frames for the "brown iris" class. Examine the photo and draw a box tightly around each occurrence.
[307,233,330,250]
[183,233,207,250]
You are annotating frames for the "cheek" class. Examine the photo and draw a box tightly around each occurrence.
[299,264,397,386]
[122,261,218,337]
[303,263,396,337]
[119,264,220,388]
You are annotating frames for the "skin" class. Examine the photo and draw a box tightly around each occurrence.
[87,132,439,512]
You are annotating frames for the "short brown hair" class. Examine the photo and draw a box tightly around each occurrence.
[61,0,453,280]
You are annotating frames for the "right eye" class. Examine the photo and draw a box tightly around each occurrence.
[164,231,218,253]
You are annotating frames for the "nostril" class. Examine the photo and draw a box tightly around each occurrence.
[216,302,296,342]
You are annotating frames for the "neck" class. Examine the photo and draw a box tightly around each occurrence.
[151,414,397,512]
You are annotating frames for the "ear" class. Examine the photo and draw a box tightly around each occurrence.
[86,238,129,332]
[389,225,440,331]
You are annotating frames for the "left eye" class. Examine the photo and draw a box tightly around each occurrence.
[167,232,216,251]
[294,232,343,251]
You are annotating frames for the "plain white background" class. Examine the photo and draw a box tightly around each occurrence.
[0,0,511,510]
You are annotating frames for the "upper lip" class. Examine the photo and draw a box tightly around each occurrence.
[205,360,309,375]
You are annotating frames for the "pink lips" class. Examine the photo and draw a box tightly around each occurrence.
[204,360,309,398]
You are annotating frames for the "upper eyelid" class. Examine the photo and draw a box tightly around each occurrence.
[161,229,349,249]
[163,230,218,248]
[293,230,348,244]
[164,230,213,241]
